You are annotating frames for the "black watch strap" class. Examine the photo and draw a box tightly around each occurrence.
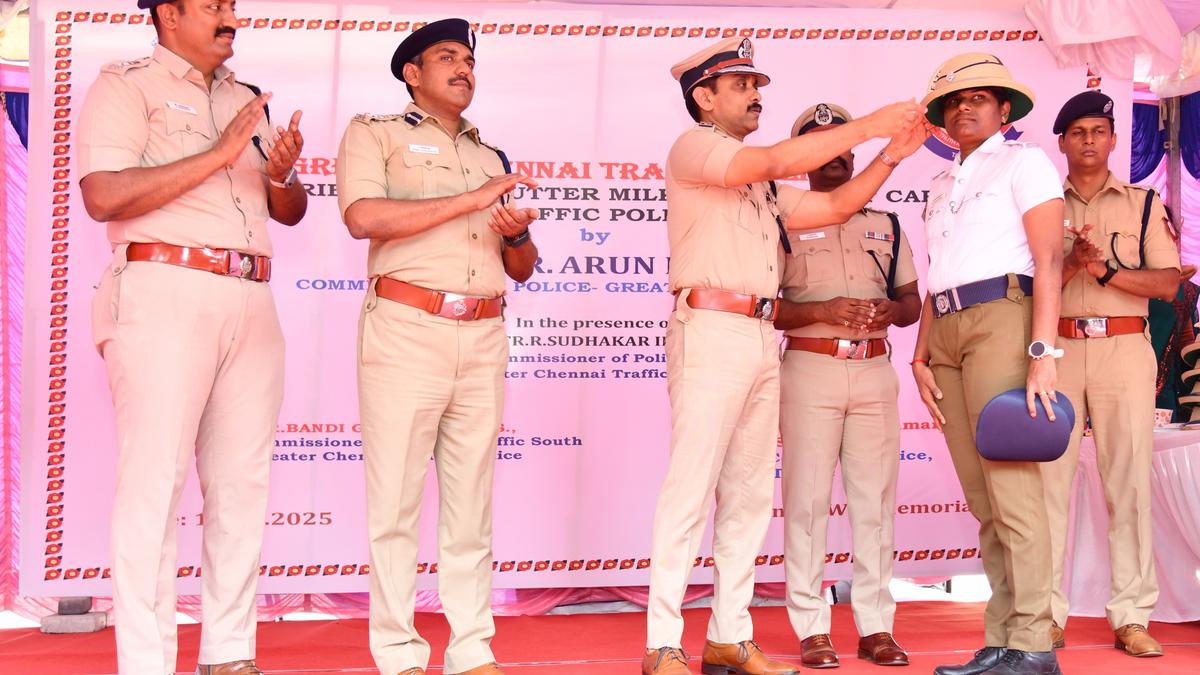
[1098,265,1118,286]
[504,229,531,248]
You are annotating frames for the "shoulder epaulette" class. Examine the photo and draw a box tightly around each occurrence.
[864,207,896,217]
[101,57,152,75]
[1001,140,1038,149]
[352,113,405,123]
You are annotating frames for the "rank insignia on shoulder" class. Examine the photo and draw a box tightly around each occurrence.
[865,231,895,242]
[101,57,151,74]
[352,113,403,123]
[697,122,715,129]
[403,111,424,126]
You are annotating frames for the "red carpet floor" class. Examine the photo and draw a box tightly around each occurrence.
[1,602,1197,674]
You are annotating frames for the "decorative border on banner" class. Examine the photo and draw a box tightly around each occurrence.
[45,545,981,583]
[43,9,1005,581]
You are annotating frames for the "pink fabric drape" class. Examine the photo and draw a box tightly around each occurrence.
[1025,0,1183,78]
[1,95,26,615]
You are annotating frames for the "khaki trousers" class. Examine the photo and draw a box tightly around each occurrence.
[928,289,1053,653]
[1044,331,1158,629]
[646,295,781,648]
[780,351,899,640]
[358,281,508,675]
[93,259,284,674]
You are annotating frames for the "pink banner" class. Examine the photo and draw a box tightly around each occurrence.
[21,1,1132,597]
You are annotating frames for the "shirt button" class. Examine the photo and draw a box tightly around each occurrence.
[248,232,253,238]
[769,265,774,271]
[472,233,478,239]
[942,231,949,238]
[465,168,471,174]
[845,248,851,253]
[426,160,432,166]
[471,270,476,276]
[762,234,767,241]
[235,197,242,204]
[186,124,192,131]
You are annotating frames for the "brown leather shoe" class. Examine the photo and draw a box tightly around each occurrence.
[856,632,908,666]
[196,662,264,675]
[1050,622,1065,650]
[799,634,839,669]
[449,664,504,675]
[701,640,800,674]
[643,647,692,674]
[1114,624,1164,657]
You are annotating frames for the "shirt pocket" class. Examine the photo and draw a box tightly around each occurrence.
[402,150,456,198]
[860,237,893,286]
[795,239,836,283]
[162,106,213,157]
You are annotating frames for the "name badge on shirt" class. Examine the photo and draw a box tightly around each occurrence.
[798,232,825,241]
[865,231,894,242]
[408,144,440,155]
[165,100,198,115]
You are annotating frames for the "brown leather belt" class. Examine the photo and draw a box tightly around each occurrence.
[126,242,272,282]
[375,276,503,321]
[681,288,778,321]
[786,336,889,360]
[1058,316,1146,339]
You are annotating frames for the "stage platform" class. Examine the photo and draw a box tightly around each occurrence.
[2,602,1197,674]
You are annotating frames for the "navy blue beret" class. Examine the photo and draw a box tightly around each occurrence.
[1053,90,1115,135]
[391,18,476,82]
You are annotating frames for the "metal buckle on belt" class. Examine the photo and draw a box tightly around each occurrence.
[442,292,475,319]
[933,288,960,317]
[752,297,775,320]
[836,339,870,359]
[1076,317,1108,338]
[227,251,256,279]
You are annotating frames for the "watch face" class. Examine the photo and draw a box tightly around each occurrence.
[1029,341,1046,358]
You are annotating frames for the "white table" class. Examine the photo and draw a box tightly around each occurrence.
[1062,428,1200,623]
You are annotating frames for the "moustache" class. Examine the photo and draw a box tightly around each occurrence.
[747,104,763,113]
[449,77,473,89]
[216,27,236,39]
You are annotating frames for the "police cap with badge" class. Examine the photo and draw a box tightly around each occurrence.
[791,103,852,137]
[669,37,770,118]
[1052,90,1115,135]
[391,18,476,86]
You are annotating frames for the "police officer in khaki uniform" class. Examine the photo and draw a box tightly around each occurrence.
[642,37,927,675]
[79,1,308,673]
[1042,90,1178,658]
[911,54,1065,675]
[336,19,538,675]
[775,104,921,669]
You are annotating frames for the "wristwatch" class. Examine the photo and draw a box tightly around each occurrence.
[504,229,531,248]
[1097,264,1118,287]
[269,168,297,189]
[1027,340,1064,360]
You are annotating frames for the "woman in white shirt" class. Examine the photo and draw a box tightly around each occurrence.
[910,53,1064,675]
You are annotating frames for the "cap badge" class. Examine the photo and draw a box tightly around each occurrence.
[738,38,753,59]
[815,103,834,126]
[1103,100,1113,113]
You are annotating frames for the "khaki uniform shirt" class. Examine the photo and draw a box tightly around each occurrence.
[336,103,507,297]
[666,123,785,299]
[77,45,274,257]
[1061,172,1179,318]
[779,208,917,339]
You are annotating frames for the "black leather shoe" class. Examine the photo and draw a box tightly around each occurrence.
[980,650,1061,674]
[934,647,1007,675]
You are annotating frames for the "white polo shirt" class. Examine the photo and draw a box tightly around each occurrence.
[924,132,1063,294]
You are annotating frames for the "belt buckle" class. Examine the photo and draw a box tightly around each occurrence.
[836,339,868,359]
[934,292,952,316]
[443,293,472,319]
[754,297,774,320]
[1078,317,1108,338]
[228,252,254,279]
